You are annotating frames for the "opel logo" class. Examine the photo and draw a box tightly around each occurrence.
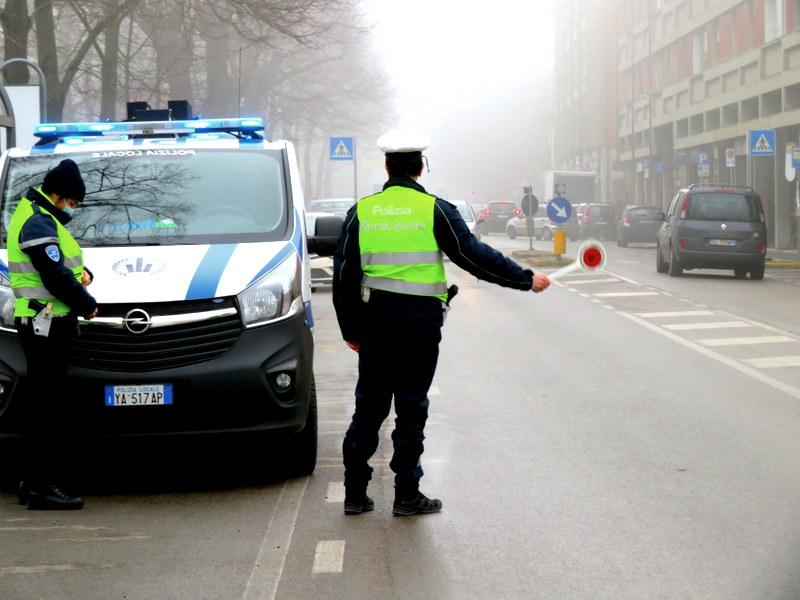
[123,308,152,334]
[721,223,727,231]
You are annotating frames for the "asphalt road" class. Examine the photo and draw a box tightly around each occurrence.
[3,236,800,599]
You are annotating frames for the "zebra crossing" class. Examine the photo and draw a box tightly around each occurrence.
[551,269,800,393]
[766,268,800,285]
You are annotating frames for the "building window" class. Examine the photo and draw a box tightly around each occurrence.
[765,0,785,41]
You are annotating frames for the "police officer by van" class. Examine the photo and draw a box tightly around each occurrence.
[333,130,550,516]
[8,159,98,510]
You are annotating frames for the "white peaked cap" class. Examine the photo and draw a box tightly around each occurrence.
[377,129,429,153]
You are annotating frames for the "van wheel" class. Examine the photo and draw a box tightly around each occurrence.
[750,261,765,280]
[542,227,553,241]
[668,245,683,277]
[284,377,317,478]
[656,245,668,273]
[507,226,517,240]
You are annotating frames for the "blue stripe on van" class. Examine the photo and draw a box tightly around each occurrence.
[247,242,295,286]
[292,210,304,260]
[185,244,238,300]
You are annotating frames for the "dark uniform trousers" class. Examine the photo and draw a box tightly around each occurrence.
[342,319,442,497]
[15,315,79,484]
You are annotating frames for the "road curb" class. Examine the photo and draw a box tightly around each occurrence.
[511,250,574,268]
[766,259,800,269]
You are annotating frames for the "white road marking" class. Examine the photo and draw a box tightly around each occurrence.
[313,540,346,574]
[743,356,800,369]
[698,336,795,348]
[242,478,309,600]
[593,292,659,298]
[326,482,345,503]
[567,288,578,292]
[0,525,110,532]
[50,534,150,543]
[619,312,800,400]
[319,400,355,407]
[637,310,715,318]
[579,293,591,298]
[664,321,752,331]
[602,305,616,310]
[0,563,114,576]
[562,278,621,285]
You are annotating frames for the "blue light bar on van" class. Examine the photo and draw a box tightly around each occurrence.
[33,117,265,140]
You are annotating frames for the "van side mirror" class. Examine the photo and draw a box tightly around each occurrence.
[657,211,666,221]
[307,215,343,257]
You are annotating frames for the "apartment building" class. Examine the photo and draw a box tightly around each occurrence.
[552,0,620,205]
[618,0,800,249]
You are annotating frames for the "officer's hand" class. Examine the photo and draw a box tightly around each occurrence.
[346,341,360,353]
[532,273,550,293]
[84,307,99,320]
[81,269,93,286]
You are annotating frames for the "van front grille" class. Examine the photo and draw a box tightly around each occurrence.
[70,300,242,372]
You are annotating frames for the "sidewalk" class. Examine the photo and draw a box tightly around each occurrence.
[767,247,800,268]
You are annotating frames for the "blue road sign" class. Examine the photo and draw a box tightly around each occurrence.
[547,197,573,224]
[748,129,776,156]
[330,137,354,160]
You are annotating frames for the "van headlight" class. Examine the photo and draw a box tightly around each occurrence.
[0,273,16,331]
[237,254,301,327]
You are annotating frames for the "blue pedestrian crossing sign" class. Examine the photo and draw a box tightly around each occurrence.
[330,137,354,161]
[547,197,573,224]
[748,129,776,156]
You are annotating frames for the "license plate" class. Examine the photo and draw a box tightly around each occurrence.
[708,239,737,247]
[105,384,173,407]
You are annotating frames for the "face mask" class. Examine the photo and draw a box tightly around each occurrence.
[62,206,75,218]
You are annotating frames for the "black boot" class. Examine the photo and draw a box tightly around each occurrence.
[392,491,442,516]
[25,483,84,510]
[343,485,374,515]
[17,481,29,506]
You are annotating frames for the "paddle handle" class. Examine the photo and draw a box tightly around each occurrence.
[547,261,580,281]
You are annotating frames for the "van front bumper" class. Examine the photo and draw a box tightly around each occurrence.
[0,311,314,440]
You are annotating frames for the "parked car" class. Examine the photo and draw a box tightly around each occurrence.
[616,205,664,246]
[577,203,616,240]
[480,200,521,234]
[451,200,482,240]
[506,206,549,240]
[307,197,355,219]
[656,184,767,279]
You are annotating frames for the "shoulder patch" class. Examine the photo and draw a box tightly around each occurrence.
[45,245,61,262]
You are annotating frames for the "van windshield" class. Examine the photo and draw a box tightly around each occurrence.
[688,193,758,222]
[1,149,289,247]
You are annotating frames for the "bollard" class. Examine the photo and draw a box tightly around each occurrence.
[553,228,566,257]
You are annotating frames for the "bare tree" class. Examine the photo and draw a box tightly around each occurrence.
[0,0,32,84]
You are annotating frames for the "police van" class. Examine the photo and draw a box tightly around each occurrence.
[0,104,342,476]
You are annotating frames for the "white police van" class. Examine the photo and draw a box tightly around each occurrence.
[0,104,342,476]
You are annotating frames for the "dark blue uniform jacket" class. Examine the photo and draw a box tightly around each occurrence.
[17,187,97,317]
[333,177,534,343]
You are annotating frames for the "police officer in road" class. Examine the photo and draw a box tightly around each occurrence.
[333,130,550,516]
[8,159,98,510]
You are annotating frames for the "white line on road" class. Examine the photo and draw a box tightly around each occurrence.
[0,563,114,576]
[242,478,309,600]
[743,356,800,369]
[0,525,110,532]
[698,336,795,347]
[636,310,715,318]
[593,292,659,298]
[619,312,800,400]
[312,540,346,574]
[50,534,150,543]
[326,482,345,503]
[664,321,752,331]
[562,278,621,285]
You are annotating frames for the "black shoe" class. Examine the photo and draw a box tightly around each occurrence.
[343,494,374,515]
[26,483,84,510]
[392,491,442,516]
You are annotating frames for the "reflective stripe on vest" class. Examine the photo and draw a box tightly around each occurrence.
[357,186,447,302]
[7,191,84,317]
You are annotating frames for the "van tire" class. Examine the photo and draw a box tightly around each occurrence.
[750,260,765,280]
[285,377,318,478]
[668,245,683,277]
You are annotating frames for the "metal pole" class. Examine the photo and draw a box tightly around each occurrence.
[353,137,358,200]
[0,58,47,123]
